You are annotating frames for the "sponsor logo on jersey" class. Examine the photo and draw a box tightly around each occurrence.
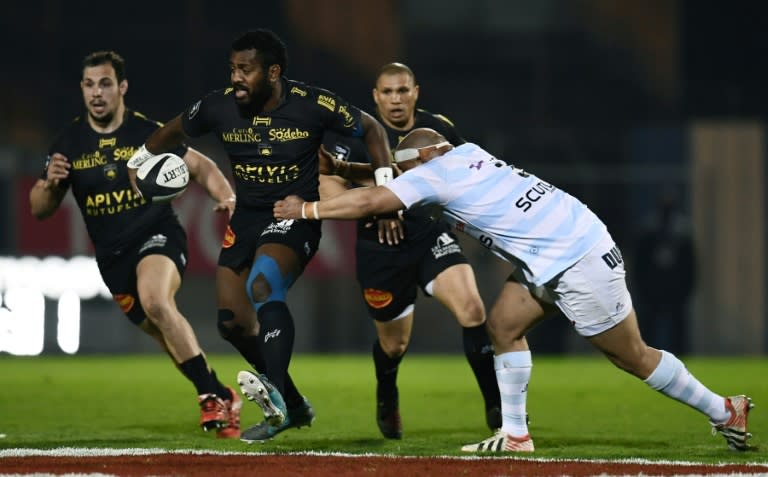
[259,144,273,156]
[338,105,355,128]
[113,294,135,313]
[233,163,299,183]
[363,288,393,309]
[252,116,271,126]
[98,137,117,148]
[268,128,309,142]
[113,146,138,161]
[221,128,262,143]
[260,219,295,236]
[188,100,201,119]
[515,180,556,213]
[103,163,118,180]
[84,188,146,216]
[317,94,336,112]
[72,151,108,170]
[222,225,236,248]
[431,232,461,259]
[139,234,168,254]
[290,86,307,97]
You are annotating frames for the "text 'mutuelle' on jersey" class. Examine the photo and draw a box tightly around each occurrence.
[136,153,189,204]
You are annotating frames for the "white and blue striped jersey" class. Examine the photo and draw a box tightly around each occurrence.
[384,143,608,286]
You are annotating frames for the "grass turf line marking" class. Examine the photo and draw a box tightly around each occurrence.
[1,448,767,469]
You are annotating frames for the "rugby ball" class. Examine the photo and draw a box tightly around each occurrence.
[136,153,189,203]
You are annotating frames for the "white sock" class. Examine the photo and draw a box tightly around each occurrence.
[495,351,532,437]
[644,350,729,423]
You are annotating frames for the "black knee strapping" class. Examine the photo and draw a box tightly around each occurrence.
[217,309,237,339]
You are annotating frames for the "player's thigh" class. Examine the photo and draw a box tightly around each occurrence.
[488,277,551,346]
[136,254,181,306]
[133,221,187,309]
[431,263,485,326]
[98,254,145,325]
[255,242,303,278]
[256,218,322,280]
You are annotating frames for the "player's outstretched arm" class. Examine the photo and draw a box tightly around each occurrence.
[274,187,404,221]
[126,115,188,196]
[318,144,375,186]
[184,147,236,216]
[29,152,70,219]
[360,112,393,185]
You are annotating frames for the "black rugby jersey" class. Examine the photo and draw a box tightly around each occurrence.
[324,108,464,246]
[181,77,364,210]
[45,110,187,257]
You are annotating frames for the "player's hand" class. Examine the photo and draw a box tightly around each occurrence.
[274,195,305,220]
[318,144,347,176]
[377,217,405,245]
[213,196,236,218]
[45,153,70,188]
[126,167,141,197]
[126,145,155,198]
[317,144,336,175]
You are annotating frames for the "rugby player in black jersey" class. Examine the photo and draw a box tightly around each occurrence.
[321,63,501,440]
[29,51,242,438]
[125,30,395,442]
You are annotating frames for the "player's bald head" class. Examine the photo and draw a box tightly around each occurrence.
[397,128,446,151]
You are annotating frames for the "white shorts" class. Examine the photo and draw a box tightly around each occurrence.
[522,233,633,337]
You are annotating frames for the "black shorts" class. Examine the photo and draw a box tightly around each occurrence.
[97,219,188,325]
[218,208,322,274]
[356,222,468,322]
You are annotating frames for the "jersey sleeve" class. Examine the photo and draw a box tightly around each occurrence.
[383,164,452,209]
[180,91,217,138]
[313,88,364,138]
[135,110,190,158]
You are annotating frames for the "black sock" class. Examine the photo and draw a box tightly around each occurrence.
[256,301,295,395]
[210,369,233,400]
[373,340,404,401]
[179,353,218,396]
[224,332,304,408]
[462,323,500,410]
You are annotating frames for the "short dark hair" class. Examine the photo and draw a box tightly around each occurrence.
[377,62,416,84]
[232,29,288,75]
[82,51,126,82]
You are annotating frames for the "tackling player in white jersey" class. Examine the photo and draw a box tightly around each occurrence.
[273,127,753,453]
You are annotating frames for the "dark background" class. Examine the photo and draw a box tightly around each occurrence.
[1,0,767,355]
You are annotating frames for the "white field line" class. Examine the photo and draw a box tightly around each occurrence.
[0,447,767,469]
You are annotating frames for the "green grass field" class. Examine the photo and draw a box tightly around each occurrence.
[0,353,765,463]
